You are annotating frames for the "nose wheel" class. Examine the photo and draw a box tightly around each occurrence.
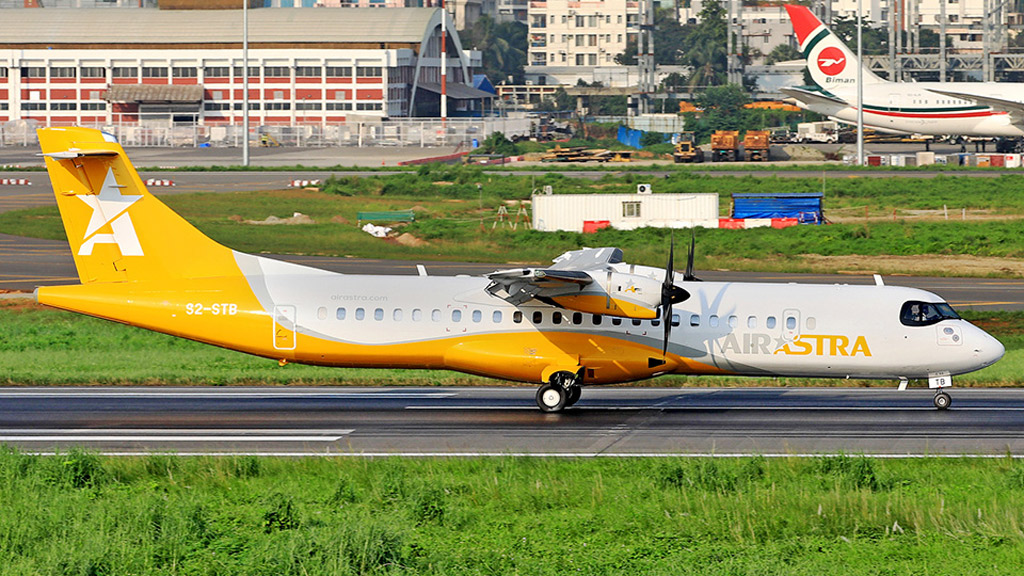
[933,391,951,410]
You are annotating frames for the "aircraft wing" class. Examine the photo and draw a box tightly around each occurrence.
[780,86,849,107]
[486,248,616,305]
[485,247,664,318]
[929,89,1024,124]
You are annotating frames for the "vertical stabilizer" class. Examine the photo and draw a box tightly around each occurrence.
[38,127,237,284]
[785,4,887,92]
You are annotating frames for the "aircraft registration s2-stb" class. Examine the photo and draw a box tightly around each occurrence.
[35,127,1004,411]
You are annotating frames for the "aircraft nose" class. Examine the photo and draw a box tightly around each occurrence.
[972,328,1005,369]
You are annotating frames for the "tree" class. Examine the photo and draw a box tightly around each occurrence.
[765,44,802,65]
[460,16,528,84]
[682,0,728,90]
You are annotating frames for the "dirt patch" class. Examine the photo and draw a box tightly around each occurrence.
[244,213,315,225]
[395,233,428,247]
[330,215,351,225]
[798,254,1024,278]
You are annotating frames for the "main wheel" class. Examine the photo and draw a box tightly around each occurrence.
[934,391,951,410]
[536,383,567,412]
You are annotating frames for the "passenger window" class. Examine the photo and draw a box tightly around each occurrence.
[786,316,796,330]
[651,317,661,327]
[709,315,719,328]
[747,316,757,329]
[412,309,422,322]
[317,307,327,320]
[690,314,700,327]
[728,315,738,328]
[766,316,777,329]
[472,310,482,323]
[451,309,462,322]
[533,311,543,324]
[336,307,346,321]
[671,313,680,327]
[592,314,602,325]
[374,308,384,321]
[493,310,502,323]
[572,312,582,325]
[393,309,403,322]
[431,309,441,322]
[806,317,816,330]
[513,311,523,324]
[611,317,622,326]
[553,312,563,325]
[632,319,642,326]
[355,307,365,321]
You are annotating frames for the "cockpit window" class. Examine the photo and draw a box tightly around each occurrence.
[900,301,960,327]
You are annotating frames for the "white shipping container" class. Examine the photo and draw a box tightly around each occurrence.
[915,151,935,166]
[1006,154,1021,168]
[532,193,720,233]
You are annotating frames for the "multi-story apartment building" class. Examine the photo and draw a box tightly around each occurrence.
[525,0,638,86]
[0,8,487,125]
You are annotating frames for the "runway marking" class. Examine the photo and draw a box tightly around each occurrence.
[0,429,354,443]
[0,391,457,399]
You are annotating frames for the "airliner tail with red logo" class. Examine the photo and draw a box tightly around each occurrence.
[783,4,1024,138]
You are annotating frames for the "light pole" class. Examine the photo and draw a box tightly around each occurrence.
[856,0,864,166]
[243,0,250,167]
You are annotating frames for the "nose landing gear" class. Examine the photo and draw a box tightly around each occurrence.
[933,390,951,410]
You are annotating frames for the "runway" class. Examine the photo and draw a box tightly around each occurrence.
[1,386,1023,457]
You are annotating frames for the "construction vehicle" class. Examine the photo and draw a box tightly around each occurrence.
[710,130,740,162]
[672,132,704,163]
[742,130,771,161]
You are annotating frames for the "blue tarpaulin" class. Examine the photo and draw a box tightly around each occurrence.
[732,193,824,224]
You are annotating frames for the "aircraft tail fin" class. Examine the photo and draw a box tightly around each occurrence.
[785,4,887,91]
[38,127,237,284]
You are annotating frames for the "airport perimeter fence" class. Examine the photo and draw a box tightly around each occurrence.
[0,117,531,148]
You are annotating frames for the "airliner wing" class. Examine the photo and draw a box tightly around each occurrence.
[780,86,849,107]
[486,248,618,305]
[929,89,1024,123]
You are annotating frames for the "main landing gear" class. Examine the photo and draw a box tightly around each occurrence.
[536,370,582,412]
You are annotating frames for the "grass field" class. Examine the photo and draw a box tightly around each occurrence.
[3,171,1024,276]
[2,450,1024,575]
[2,300,1020,387]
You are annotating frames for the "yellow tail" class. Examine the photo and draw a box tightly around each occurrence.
[39,127,235,284]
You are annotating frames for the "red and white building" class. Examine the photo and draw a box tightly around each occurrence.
[0,7,488,126]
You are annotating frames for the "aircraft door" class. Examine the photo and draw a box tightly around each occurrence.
[887,94,900,126]
[273,305,297,351]
[782,309,801,342]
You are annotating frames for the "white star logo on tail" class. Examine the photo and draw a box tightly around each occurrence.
[77,168,144,256]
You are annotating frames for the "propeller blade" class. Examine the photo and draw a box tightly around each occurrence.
[661,234,690,357]
[684,229,700,282]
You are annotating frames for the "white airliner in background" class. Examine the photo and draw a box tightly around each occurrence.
[783,4,1024,138]
[34,127,1003,411]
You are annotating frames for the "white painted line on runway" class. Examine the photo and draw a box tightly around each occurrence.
[0,391,456,399]
[0,429,354,443]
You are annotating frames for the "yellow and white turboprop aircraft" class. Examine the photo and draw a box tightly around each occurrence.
[35,127,1004,411]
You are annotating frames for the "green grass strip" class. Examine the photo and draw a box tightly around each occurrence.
[2,450,1024,575]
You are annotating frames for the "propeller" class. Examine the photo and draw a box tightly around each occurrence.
[661,234,692,357]
[683,229,701,282]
